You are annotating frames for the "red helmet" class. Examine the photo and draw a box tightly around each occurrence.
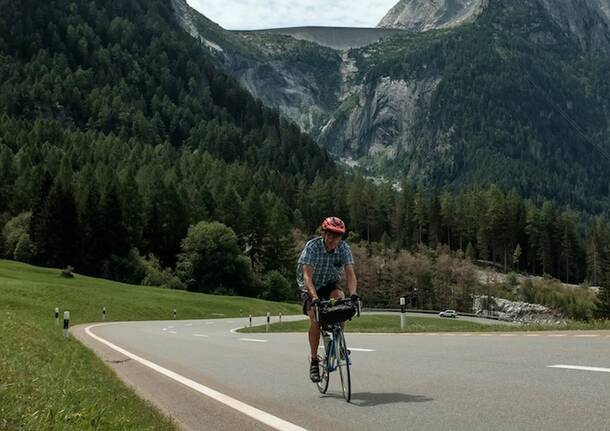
[321,216,346,234]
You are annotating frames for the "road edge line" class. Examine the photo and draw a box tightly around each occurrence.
[84,323,308,431]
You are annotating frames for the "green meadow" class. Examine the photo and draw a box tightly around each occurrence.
[0,259,299,430]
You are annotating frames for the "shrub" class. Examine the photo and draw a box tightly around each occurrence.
[261,270,293,301]
[60,266,74,278]
[176,221,255,296]
[2,212,34,262]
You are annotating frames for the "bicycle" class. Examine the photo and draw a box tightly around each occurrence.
[313,297,361,402]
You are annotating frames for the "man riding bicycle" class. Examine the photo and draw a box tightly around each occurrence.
[296,216,359,383]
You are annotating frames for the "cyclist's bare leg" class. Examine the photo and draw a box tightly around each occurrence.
[308,308,321,360]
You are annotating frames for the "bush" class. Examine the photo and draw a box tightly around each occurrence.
[141,253,184,290]
[60,266,74,278]
[261,270,293,301]
[13,233,34,262]
[176,221,255,296]
[2,212,34,262]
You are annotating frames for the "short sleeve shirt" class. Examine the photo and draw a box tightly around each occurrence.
[296,237,354,293]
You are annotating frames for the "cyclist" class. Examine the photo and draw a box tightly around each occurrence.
[296,216,359,383]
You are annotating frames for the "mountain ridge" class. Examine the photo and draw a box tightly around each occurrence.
[172,0,610,213]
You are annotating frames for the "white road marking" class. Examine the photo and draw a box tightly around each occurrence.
[211,313,225,316]
[574,335,599,338]
[85,324,307,431]
[479,334,493,337]
[549,365,610,373]
[162,328,167,331]
[548,334,567,337]
[168,326,175,329]
[167,331,177,334]
[350,348,376,352]
[525,334,540,337]
[240,338,268,343]
[193,334,208,337]
[500,334,516,337]
[184,324,193,327]
[230,326,244,334]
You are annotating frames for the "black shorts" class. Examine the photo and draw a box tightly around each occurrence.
[302,281,340,316]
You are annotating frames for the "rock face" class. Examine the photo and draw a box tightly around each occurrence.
[472,296,565,325]
[319,77,441,168]
[378,0,489,31]
[536,0,610,53]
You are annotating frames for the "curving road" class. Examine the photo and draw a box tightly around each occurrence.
[73,315,610,431]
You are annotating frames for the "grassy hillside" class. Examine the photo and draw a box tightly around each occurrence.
[0,259,299,430]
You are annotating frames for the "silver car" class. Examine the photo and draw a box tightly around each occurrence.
[439,309,458,318]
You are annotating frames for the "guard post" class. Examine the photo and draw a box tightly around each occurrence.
[102,306,106,321]
[54,307,59,326]
[63,311,70,339]
[400,297,406,329]
[266,312,270,332]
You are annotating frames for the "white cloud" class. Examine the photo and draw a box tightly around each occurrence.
[186,0,399,30]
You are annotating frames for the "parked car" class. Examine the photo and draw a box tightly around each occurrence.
[439,309,458,318]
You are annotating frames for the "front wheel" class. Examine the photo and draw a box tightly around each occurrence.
[337,331,351,402]
[316,339,330,394]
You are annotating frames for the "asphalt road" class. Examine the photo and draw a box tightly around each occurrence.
[73,314,610,431]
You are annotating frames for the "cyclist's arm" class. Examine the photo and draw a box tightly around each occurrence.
[345,264,357,296]
[302,265,318,300]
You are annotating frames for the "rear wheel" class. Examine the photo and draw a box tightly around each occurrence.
[337,331,351,402]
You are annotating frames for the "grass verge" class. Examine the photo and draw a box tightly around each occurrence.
[239,314,610,333]
[0,259,299,430]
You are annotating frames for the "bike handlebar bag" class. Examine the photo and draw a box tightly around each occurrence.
[320,304,356,325]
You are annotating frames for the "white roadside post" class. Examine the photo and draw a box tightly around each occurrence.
[400,297,406,330]
[249,314,252,328]
[279,312,282,325]
[63,311,70,338]
[266,312,270,332]
[173,309,176,319]
[102,307,106,321]
[54,307,59,326]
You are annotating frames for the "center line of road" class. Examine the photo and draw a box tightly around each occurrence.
[240,338,268,343]
[193,334,208,337]
[350,348,376,352]
[549,365,610,373]
[84,324,307,431]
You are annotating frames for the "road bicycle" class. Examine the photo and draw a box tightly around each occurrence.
[314,298,360,402]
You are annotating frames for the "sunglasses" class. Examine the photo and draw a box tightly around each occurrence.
[324,231,344,239]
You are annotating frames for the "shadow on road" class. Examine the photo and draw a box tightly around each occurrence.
[323,392,433,407]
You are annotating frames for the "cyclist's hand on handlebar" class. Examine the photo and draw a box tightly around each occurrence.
[312,297,321,307]
[350,294,360,302]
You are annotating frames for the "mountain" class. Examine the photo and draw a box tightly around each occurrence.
[173,0,610,213]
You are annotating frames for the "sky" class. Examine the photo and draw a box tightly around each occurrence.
[187,0,399,30]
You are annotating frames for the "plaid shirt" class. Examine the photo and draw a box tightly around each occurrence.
[296,236,354,293]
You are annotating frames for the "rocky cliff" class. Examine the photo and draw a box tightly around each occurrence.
[377,0,489,31]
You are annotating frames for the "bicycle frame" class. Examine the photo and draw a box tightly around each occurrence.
[314,298,360,401]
